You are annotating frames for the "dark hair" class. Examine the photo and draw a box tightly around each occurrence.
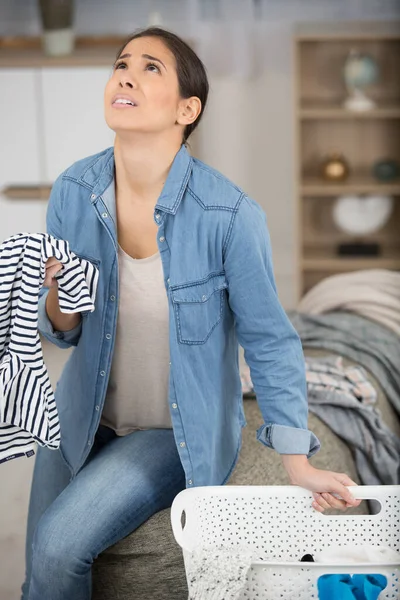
[116,27,209,143]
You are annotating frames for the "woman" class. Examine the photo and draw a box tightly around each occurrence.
[22,27,360,600]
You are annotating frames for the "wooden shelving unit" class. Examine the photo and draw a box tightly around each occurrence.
[300,103,400,120]
[301,177,400,197]
[294,22,400,298]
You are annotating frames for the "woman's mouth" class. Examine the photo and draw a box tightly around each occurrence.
[112,96,138,108]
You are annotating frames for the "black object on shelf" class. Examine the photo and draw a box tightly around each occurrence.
[337,243,381,256]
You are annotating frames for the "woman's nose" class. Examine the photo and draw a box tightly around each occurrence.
[119,74,137,89]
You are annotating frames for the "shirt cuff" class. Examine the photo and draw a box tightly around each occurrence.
[38,290,82,348]
[257,423,321,458]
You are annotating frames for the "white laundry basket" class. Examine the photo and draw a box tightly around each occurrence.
[171,485,400,600]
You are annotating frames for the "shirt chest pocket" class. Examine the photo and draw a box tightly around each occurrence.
[171,274,228,345]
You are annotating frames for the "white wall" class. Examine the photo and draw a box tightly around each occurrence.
[2,0,400,36]
[198,25,297,306]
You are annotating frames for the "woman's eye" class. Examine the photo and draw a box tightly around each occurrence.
[146,62,160,74]
[114,61,126,70]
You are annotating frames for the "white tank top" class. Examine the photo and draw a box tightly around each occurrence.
[100,245,172,435]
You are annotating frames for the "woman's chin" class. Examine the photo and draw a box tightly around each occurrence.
[105,119,146,136]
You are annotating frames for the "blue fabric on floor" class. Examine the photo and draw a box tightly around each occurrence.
[317,573,387,600]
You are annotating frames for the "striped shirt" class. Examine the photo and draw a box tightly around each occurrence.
[0,233,99,465]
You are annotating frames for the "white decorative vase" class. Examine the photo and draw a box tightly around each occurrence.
[38,0,75,56]
[343,89,376,113]
[42,27,75,56]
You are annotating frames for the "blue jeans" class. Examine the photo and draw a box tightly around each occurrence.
[21,425,185,600]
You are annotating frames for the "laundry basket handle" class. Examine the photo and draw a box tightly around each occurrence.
[171,489,193,552]
[346,485,386,501]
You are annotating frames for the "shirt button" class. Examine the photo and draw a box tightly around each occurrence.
[188,480,193,486]
[159,236,165,242]
[95,405,100,411]
[110,295,116,301]
[87,440,91,446]
[106,334,111,340]
[100,371,106,377]
[102,212,108,218]
[172,403,177,409]
[91,194,96,200]
[167,278,170,285]
[202,295,207,301]
[179,441,186,448]
[155,213,161,220]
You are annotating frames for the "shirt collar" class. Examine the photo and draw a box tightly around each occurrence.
[155,144,193,215]
[85,144,193,216]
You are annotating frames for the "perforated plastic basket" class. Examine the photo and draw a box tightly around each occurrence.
[171,485,400,599]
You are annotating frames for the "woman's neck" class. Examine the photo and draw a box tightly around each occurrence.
[114,134,182,205]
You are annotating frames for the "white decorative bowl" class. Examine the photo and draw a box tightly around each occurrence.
[332,194,394,236]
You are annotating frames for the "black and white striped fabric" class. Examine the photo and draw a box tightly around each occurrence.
[0,233,99,465]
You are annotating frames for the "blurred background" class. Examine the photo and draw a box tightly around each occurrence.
[1,1,400,599]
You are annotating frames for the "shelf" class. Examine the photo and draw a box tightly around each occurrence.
[302,254,400,272]
[295,22,400,41]
[0,36,128,68]
[301,177,400,197]
[299,103,400,120]
[0,35,194,68]
[1,185,51,200]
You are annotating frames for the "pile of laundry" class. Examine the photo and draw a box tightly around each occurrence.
[241,269,400,486]
[297,269,400,338]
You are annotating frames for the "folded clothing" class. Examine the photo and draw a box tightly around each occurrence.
[297,268,400,337]
[314,545,400,565]
[317,573,387,600]
[305,355,377,405]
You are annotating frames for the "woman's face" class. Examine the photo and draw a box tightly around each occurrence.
[105,36,185,137]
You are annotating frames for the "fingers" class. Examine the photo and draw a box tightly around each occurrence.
[312,500,324,513]
[44,262,62,288]
[312,492,347,512]
[46,257,62,268]
[336,473,358,487]
[310,472,362,513]
[312,493,328,512]
[331,473,361,506]
[337,484,359,506]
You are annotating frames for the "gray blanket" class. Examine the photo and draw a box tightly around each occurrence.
[305,355,400,485]
[289,311,400,417]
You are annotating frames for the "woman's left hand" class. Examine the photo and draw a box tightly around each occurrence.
[297,465,362,512]
[281,456,362,512]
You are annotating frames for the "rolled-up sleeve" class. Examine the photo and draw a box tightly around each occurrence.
[38,288,82,349]
[223,194,320,458]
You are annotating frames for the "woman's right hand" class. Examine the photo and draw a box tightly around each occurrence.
[43,257,81,332]
[43,257,63,288]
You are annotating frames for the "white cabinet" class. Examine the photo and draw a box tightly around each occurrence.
[0,69,45,243]
[1,193,47,243]
[0,69,42,186]
[0,65,116,244]
[41,67,115,181]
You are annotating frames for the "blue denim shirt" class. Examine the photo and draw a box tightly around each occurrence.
[38,144,320,485]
